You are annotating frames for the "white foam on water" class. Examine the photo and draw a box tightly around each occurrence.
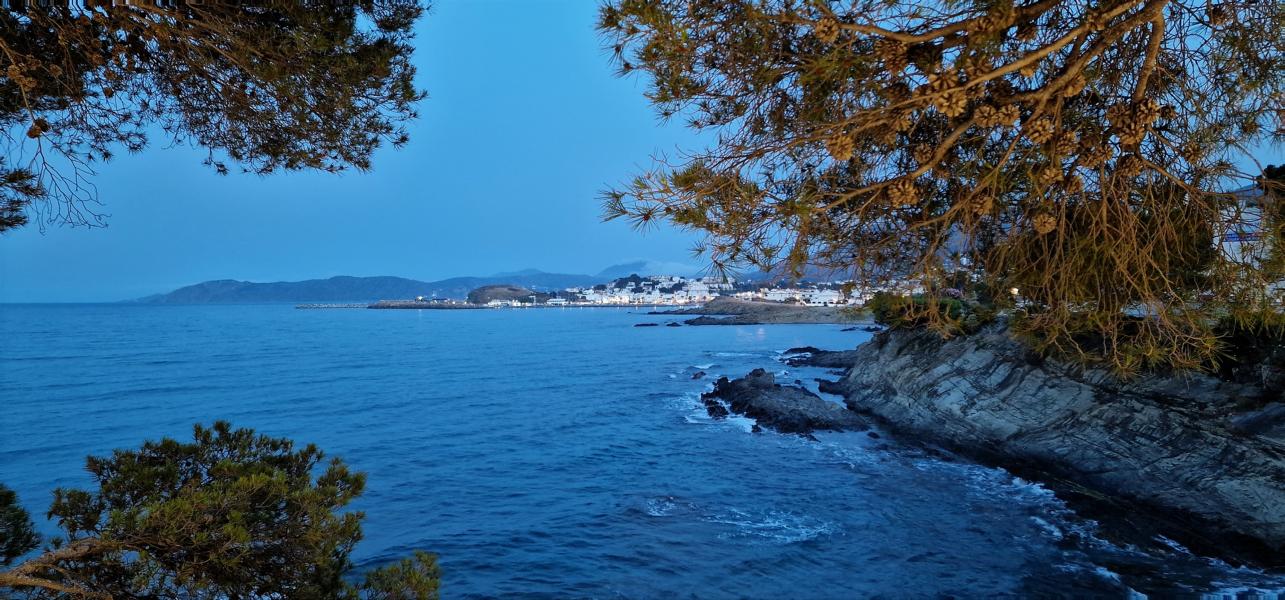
[644,496,679,517]
[704,507,840,545]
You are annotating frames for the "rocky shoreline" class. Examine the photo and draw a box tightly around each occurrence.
[655,296,870,325]
[711,325,1285,568]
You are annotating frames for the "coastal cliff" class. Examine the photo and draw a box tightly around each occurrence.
[846,326,1285,564]
[719,325,1285,567]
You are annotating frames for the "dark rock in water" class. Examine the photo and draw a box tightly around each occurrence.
[840,326,858,331]
[783,346,824,355]
[861,325,882,332]
[701,369,868,435]
[702,395,729,419]
[691,371,706,380]
[794,379,804,386]
[784,349,863,369]
[867,431,881,439]
[751,424,763,433]
[841,323,1285,566]
[666,322,682,327]
[634,323,660,327]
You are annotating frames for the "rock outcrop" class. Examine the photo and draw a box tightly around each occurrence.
[782,348,864,369]
[466,285,551,305]
[836,324,1285,566]
[701,369,868,435]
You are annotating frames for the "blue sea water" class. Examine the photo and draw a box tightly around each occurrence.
[1,304,1282,599]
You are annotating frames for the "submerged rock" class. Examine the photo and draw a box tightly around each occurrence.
[634,322,660,327]
[691,371,707,380]
[701,369,868,435]
[840,324,1285,566]
[783,346,825,355]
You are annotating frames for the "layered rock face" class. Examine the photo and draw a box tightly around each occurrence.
[835,325,1285,563]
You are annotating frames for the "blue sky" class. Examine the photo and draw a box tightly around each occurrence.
[0,1,703,302]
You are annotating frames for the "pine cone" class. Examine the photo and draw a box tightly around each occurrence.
[1023,117,1054,144]
[969,193,995,217]
[1054,131,1079,156]
[996,105,1020,127]
[888,179,918,207]
[875,39,908,74]
[959,54,991,80]
[825,133,855,161]
[1037,165,1063,186]
[912,144,934,165]
[813,17,841,44]
[975,105,999,127]
[1116,154,1144,177]
[1117,121,1147,146]
[1135,98,1161,124]
[934,90,967,117]
[1180,141,1204,161]
[1079,136,1111,167]
[1106,103,1129,125]
[1032,212,1058,235]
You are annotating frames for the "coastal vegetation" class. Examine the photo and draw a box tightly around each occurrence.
[600,0,1284,375]
[0,1,425,233]
[0,422,439,599]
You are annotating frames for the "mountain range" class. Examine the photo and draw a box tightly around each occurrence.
[135,261,697,304]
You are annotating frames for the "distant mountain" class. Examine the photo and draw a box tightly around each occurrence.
[595,260,702,280]
[135,271,604,304]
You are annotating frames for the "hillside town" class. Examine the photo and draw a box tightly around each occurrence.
[474,274,877,308]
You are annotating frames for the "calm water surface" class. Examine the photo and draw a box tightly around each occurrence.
[1,304,1282,598]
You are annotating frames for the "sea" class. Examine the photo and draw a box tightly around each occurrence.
[1,304,1282,598]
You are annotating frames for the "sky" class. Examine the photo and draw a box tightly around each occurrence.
[0,0,706,302]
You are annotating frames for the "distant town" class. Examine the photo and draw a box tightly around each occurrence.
[352,273,899,310]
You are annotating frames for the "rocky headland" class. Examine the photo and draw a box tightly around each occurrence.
[713,324,1285,567]
[466,285,553,305]
[657,296,869,325]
